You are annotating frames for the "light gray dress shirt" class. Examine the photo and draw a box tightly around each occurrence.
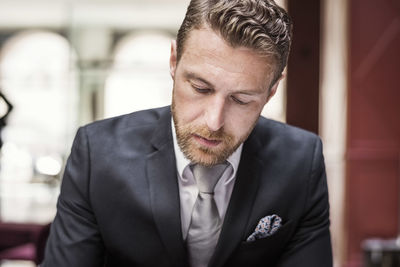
[171,120,243,240]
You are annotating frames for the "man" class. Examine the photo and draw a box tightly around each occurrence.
[43,0,332,266]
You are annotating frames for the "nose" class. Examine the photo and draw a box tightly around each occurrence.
[205,96,225,132]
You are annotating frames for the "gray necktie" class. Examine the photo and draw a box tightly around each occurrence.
[187,163,228,267]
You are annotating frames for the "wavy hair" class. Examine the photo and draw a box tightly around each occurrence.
[176,0,292,84]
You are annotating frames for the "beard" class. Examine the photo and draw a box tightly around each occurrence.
[171,99,252,167]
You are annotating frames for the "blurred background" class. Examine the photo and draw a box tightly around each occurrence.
[0,0,398,266]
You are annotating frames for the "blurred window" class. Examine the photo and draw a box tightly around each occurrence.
[104,31,173,118]
[0,31,77,222]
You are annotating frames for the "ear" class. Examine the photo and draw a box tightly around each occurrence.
[265,72,285,103]
[169,40,178,79]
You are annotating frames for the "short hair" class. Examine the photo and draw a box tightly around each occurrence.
[176,0,293,85]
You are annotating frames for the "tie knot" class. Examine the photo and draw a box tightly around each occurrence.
[191,163,228,193]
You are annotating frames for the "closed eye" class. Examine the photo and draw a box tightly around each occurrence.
[231,95,249,105]
[192,86,212,94]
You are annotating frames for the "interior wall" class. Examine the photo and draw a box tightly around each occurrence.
[320,0,348,265]
[346,0,400,265]
[286,0,320,134]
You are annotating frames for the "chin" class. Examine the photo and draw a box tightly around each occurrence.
[186,147,229,167]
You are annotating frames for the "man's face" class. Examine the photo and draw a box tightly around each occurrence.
[170,27,281,166]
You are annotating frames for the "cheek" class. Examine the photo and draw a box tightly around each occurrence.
[174,78,196,104]
[173,84,203,124]
[235,118,255,135]
[225,108,261,137]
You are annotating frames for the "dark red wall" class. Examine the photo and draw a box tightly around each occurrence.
[346,0,400,265]
[286,0,320,134]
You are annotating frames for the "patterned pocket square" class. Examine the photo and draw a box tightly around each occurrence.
[246,214,282,242]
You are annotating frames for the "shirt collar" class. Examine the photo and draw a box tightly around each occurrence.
[171,119,243,179]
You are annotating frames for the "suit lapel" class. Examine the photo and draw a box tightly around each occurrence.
[146,108,187,266]
[210,131,263,267]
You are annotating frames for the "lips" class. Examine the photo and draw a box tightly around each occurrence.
[192,134,222,147]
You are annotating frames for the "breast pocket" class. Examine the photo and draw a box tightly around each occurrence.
[224,220,294,267]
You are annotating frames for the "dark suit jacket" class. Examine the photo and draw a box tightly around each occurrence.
[42,106,332,267]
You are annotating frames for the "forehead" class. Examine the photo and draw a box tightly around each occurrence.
[178,27,275,90]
